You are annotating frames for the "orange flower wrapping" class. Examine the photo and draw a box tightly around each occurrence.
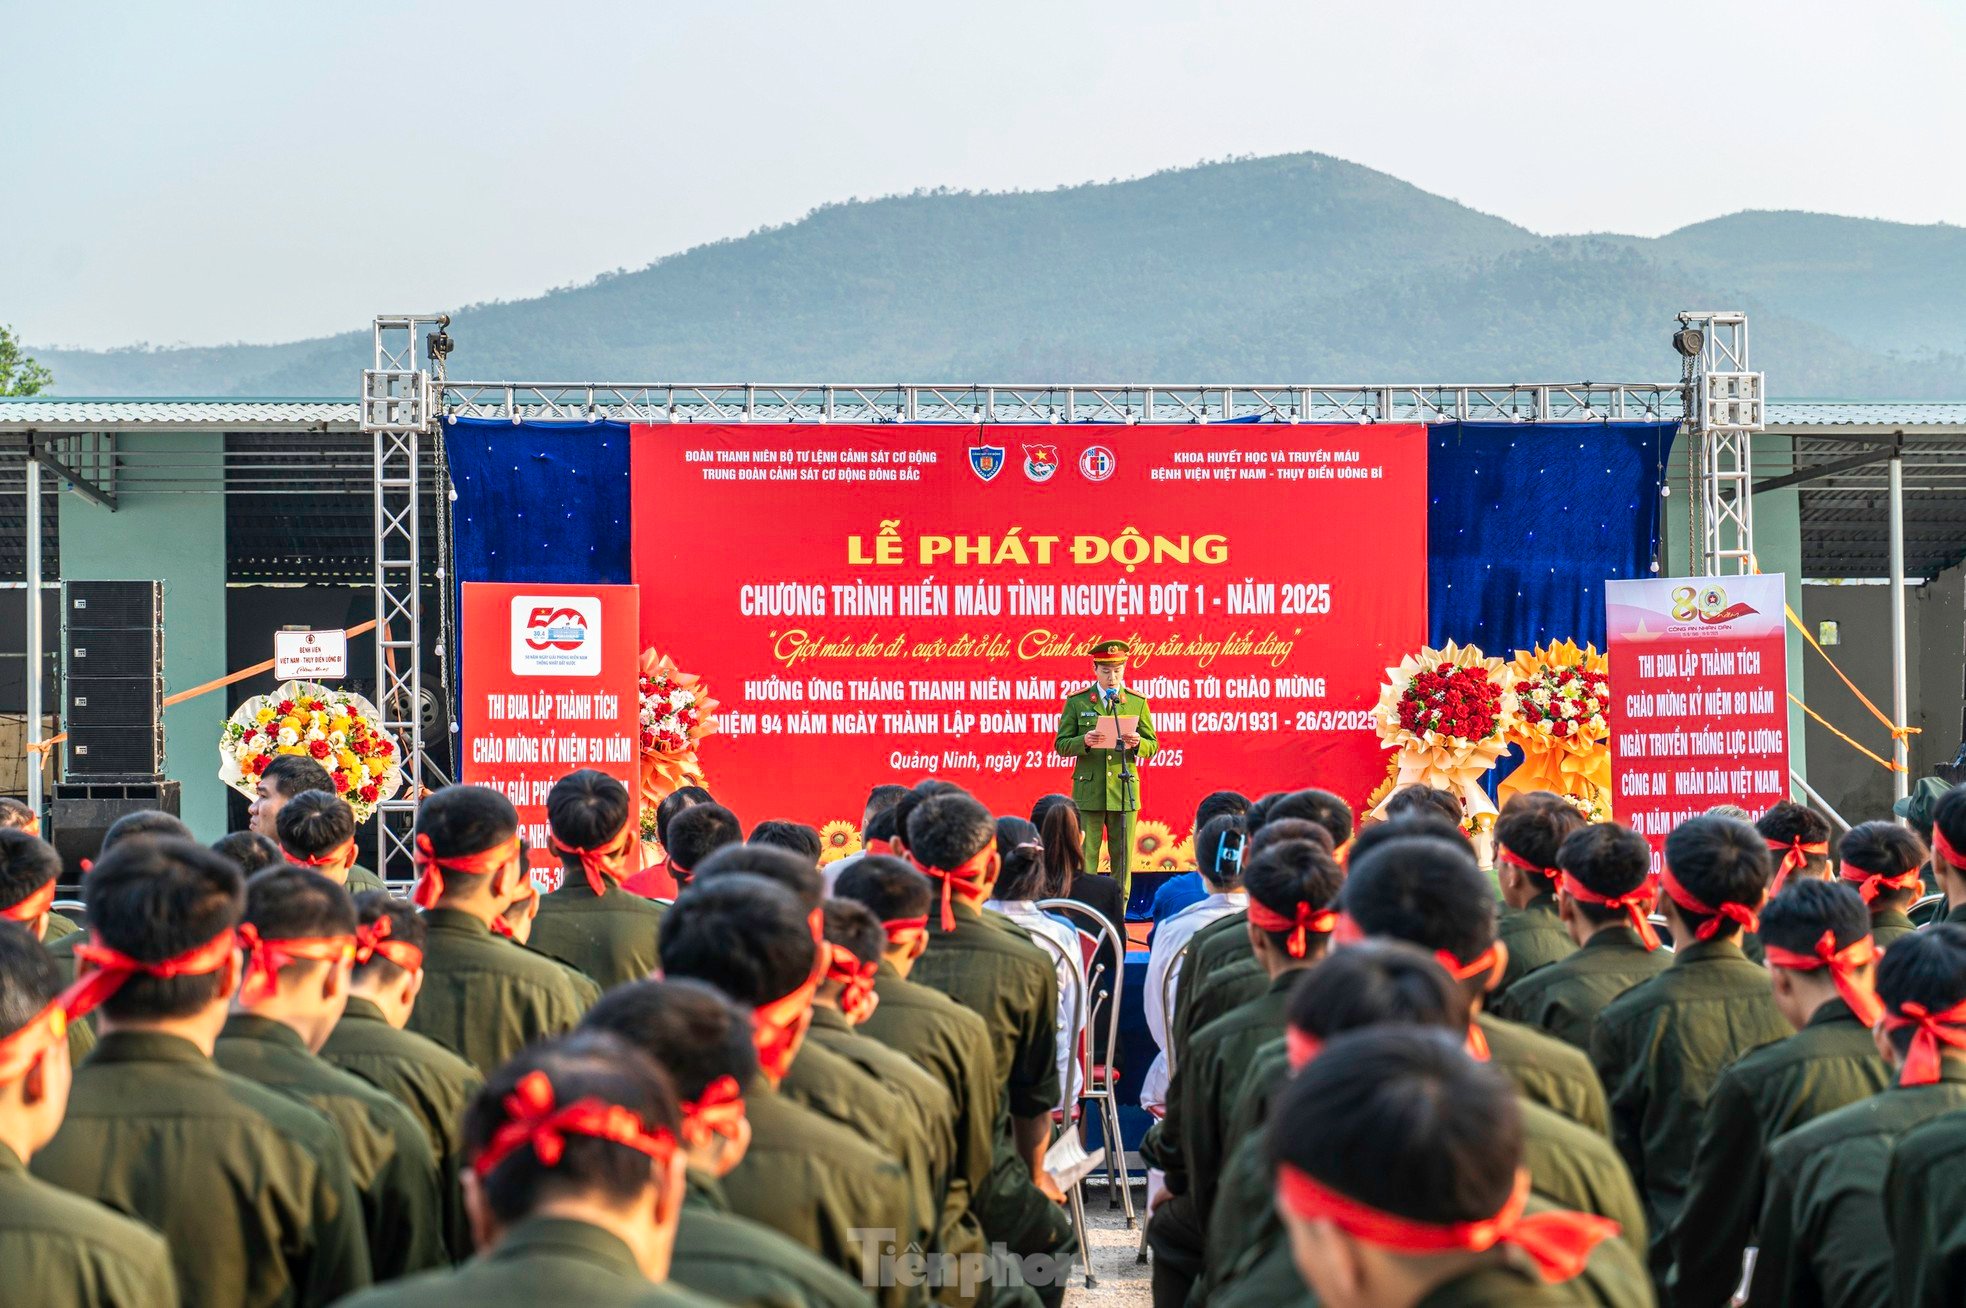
[637,649,720,807]
[1499,642,1612,820]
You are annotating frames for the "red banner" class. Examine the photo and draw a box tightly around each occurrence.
[460,582,641,890]
[1605,574,1791,863]
[630,424,1427,850]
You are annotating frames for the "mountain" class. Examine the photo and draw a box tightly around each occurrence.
[31,153,1966,399]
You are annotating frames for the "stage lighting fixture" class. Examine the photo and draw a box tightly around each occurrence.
[426,328,454,362]
[1672,327,1704,358]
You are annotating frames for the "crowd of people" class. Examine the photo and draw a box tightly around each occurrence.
[3,751,1966,1308]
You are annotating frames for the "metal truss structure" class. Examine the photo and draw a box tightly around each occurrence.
[1680,311,1766,576]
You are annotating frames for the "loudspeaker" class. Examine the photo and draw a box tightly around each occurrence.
[63,581,164,778]
[50,778,181,884]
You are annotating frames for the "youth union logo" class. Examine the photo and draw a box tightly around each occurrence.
[1022,443,1059,482]
[1078,445,1116,482]
[969,445,1006,482]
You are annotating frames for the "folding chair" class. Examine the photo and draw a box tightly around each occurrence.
[1912,892,1947,927]
[1027,928,1099,1287]
[1036,897,1136,1226]
[1649,912,1675,952]
[53,898,85,921]
[1135,935,1193,1264]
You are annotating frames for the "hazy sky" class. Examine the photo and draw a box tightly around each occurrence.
[9,0,1963,348]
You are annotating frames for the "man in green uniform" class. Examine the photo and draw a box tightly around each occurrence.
[336,1031,719,1308]
[1669,880,1889,1307]
[1837,818,1929,949]
[1591,813,1790,1290]
[258,756,388,894]
[582,978,878,1308]
[0,830,95,1068]
[1269,1027,1649,1308]
[0,923,180,1308]
[531,769,666,989]
[1490,796,1584,999]
[1755,925,1966,1308]
[214,864,449,1280]
[277,790,390,895]
[903,791,1076,1306]
[404,785,589,1076]
[659,874,923,1308]
[322,890,484,1262]
[1053,638,1157,890]
[30,837,373,1307]
[1493,823,1669,1051]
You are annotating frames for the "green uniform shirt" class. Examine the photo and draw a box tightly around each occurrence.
[780,1035,934,1254]
[1494,892,1577,999]
[405,906,589,1076]
[1589,936,1791,1284]
[528,877,666,991]
[722,1079,923,1308]
[32,1029,372,1308]
[1669,999,1889,1308]
[1408,1216,1654,1308]
[1171,955,1265,1064]
[41,909,80,942]
[346,863,388,896]
[0,1140,180,1308]
[1754,1062,1966,1308]
[1492,927,1670,1052]
[1052,687,1157,811]
[1883,1087,1966,1308]
[320,995,484,1262]
[1169,970,1299,1223]
[1477,1011,1610,1136]
[216,1012,449,1281]
[335,1215,720,1308]
[676,1169,875,1308]
[1869,907,1917,951]
[808,1004,957,1205]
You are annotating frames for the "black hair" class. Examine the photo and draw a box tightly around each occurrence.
[993,840,1053,902]
[212,830,285,876]
[692,842,823,909]
[582,978,762,1099]
[823,899,887,966]
[1194,790,1251,835]
[655,786,713,850]
[1493,802,1586,887]
[1268,1028,1521,1227]
[275,790,357,861]
[465,1031,679,1222]
[1248,817,1334,861]
[547,769,632,855]
[1038,803,1086,888]
[665,804,742,877]
[1840,820,1929,910]
[1756,801,1834,878]
[1342,833,1495,971]
[1030,793,1073,829]
[1557,824,1654,929]
[1244,839,1345,958]
[1194,814,1249,886]
[352,889,427,983]
[1348,814,1465,866]
[1246,792,1285,833]
[891,780,963,854]
[1383,785,1464,829]
[0,920,61,1040]
[1877,925,1966,1058]
[863,784,909,827]
[1285,940,1461,1040]
[84,837,244,1020]
[0,798,36,831]
[1266,789,1355,847]
[749,821,823,869]
[100,809,193,855]
[994,816,1039,858]
[1760,878,1871,959]
[414,784,519,861]
[862,806,900,845]
[834,856,933,923]
[658,874,816,1006]
[907,792,996,872]
[1663,815,1772,939]
[244,865,358,944]
[261,754,335,800]
[0,829,60,913]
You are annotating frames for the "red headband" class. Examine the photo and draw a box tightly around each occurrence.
[1882,997,1966,1086]
[1766,837,1830,897]
[1934,829,1966,873]
[1661,865,1759,941]
[1434,942,1503,983]
[283,838,357,875]
[1286,1026,1322,1071]
[1559,872,1662,951]
[1248,900,1338,959]
[353,916,423,973]
[880,914,929,943]
[824,944,881,1024]
[752,909,827,1081]
[412,832,522,909]
[0,879,57,925]
[473,1069,677,1177]
[548,818,635,898]
[237,923,357,1005]
[679,1075,747,1149]
[1840,860,1924,906]
[863,838,892,856]
[1274,1165,1616,1284]
[65,929,238,1023]
[0,999,68,1082]
[910,849,994,931]
[1764,930,1884,1027]
[1499,846,1562,885]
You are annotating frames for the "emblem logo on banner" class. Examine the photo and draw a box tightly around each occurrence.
[969,445,1006,482]
[513,596,603,675]
[1022,444,1059,483]
[1078,445,1116,482]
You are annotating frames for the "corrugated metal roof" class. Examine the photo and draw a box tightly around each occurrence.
[1766,402,1966,430]
[0,399,361,430]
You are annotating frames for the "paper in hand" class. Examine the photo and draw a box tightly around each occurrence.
[1085,715,1138,749]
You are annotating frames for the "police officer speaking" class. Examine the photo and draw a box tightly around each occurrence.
[1053,638,1157,892]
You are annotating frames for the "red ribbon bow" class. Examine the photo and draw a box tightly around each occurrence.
[1559,872,1662,951]
[1274,1165,1617,1284]
[1433,942,1503,983]
[679,1075,748,1148]
[1285,1026,1322,1071]
[353,916,423,972]
[1499,846,1562,886]
[236,923,356,1006]
[1767,838,1830,897]
[0,879,57,925]
[910,850,994,931]
[0,999,69,1082]
[1882,998,1966,1086]
[411,832,523,909]
[752,909,827,1082]
[65,929,238,1023]
[1839,860,1924,906]
[473,1069,678,1177]
[282,838,357,876]
[1248,899,1338,959]
[548,818,635,898]
[1764,929,1884,1027]
[825,944,881,1024]
[1661,865,1760,941]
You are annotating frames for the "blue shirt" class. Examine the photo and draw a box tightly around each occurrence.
[1149,872,1206,938]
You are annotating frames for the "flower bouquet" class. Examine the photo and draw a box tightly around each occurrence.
[220,681,404,823]
[1371,641,1518,820]
[635,649,720,869]
[1499,641,1613,820]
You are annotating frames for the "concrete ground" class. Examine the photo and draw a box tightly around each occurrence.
[1070,1179,1152,1308]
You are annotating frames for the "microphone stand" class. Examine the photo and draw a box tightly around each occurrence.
[1106,687,1135,817]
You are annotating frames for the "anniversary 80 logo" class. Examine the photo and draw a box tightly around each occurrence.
[1668,584,1758,626]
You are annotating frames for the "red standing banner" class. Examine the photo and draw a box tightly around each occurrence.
[630,423,1427,847]
[1605,574,1791,863]
[461,582,641,890]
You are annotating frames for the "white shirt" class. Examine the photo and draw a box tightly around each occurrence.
[987,898,1088,1108]
[1139,889,1247,1111]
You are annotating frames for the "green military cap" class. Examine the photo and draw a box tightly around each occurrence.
[1895,775,1951,825]
[1090,638,1131,664]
